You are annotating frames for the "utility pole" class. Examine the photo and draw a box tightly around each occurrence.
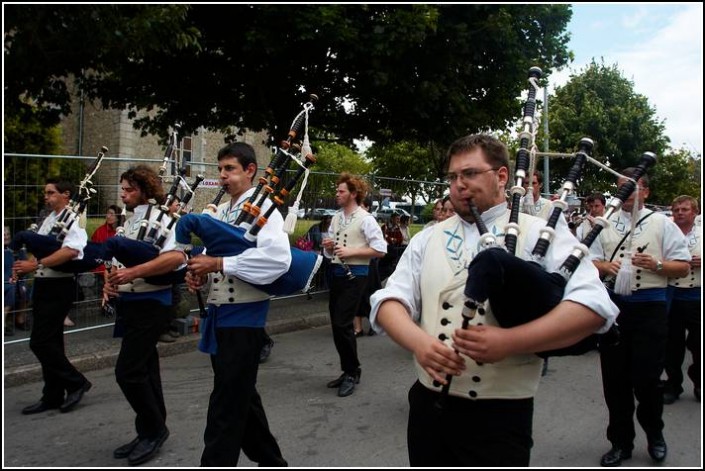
[543,86,550,193]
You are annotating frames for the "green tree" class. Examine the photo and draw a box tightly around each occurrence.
[546,60,670,196]
[648,148,701,205]
[5,4,573,146]
[367,140,446,205]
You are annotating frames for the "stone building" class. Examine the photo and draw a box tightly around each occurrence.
[59,89,271,214]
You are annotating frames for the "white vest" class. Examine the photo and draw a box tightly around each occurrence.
[330,209,372,266]
[117,205,174,293]
[669,224,701,289]
[206,199,270,305]
[417,215,542,400]
[600,210,668,290]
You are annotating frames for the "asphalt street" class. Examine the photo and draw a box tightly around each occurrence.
[3,325,702,468]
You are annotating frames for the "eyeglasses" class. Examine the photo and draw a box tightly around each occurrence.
[444,167,498,184]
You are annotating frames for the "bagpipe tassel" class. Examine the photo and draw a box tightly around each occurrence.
[614,252,633,295]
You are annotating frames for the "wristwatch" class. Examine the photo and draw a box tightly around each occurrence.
[655,260,664,272]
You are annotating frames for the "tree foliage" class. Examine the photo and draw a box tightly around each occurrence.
[546,60,670,197]
[648,147,701,205]
[5,4,573,147]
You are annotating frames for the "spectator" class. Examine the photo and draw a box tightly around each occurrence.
[354,197,382,337]
[399,214,411,246]
[423,199,443,228]
[438,195,455,221]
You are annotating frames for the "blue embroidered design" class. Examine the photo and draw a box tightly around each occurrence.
[443,222,466,273]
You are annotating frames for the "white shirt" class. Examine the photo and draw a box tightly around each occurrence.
[38,209,87,259]
[370,203,619,334]
[217,189,291,285]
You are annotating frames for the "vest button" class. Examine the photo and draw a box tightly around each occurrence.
[442,302,452,310]
[635,283,641,288]
[477,307,486,316]
[440,318,450,326]
[438,333,447,341]
[476,361,483,366]
[432,380,442,388]
[468,390,478,398]
[213,278,220,283]
[228,278,234,283]
[472,376,481,383]
[228,297,234,302]
[228,288,234,293]
[636,275,641,280]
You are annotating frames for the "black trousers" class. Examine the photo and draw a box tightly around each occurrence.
[201,327,286,467]
[664,298,700,393]
[29,277,87,405]
[328,275,368,374]
[600,299,668,448]
[407,381,533,467]
[114,298,169,440]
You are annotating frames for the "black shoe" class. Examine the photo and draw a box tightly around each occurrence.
[354,330,364,338]
[647,435,667,462]
[60,380,92,413]
[663,390,680,405]
[259,338,274,363]
[326,369,361,388]
[600,446,632,467]
[21,401,60,415]
[338,374,357,397]
[127,427,170,466]
[113,437,140,459]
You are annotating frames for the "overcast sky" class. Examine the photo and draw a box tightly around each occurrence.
[550,3,703,155]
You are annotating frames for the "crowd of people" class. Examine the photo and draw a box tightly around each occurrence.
[5,134,700,468]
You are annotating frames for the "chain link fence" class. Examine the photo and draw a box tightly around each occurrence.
[4,152,447,344]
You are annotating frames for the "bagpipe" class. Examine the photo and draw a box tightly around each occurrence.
[437,67,657,408]
[10,147,108,274]
[461,64,658,354]
[175,95,322,296]
[101,173,205,286]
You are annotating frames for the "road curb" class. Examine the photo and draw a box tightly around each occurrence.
[4,312,331,388]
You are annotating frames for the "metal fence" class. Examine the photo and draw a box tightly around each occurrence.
[3,152,447,344]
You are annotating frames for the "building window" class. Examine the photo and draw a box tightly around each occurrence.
[181,136,192,177]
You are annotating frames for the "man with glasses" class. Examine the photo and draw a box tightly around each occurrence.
[371,134,617,466]
[13,178,92,415]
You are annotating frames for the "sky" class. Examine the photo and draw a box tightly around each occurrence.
[550,3,703,155]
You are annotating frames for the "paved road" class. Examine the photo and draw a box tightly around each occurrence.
[4,326,702,467]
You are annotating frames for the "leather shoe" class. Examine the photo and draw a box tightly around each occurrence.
[21,401,60,415]
[600,446,632,467]
[327,369,361,388]
[647,436,667,462]
[113,437,140,459]
[663,390,680,405]
[60,381,92,413]
[127,427,170,466]
[338,374,357,397]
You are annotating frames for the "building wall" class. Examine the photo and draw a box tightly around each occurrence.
[59,84,272,214]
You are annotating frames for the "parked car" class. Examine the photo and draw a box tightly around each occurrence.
[305,208,337,220]
[372,207,418,222]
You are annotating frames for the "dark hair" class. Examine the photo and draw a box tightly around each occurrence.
[445,134,509,172]
[586,192,606,205]
[45,177,75,196]
[107,204,124,226]
[337,172,368,205]
[217,142,258,181]
[120,165,166,204]
[400,214,410,223]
